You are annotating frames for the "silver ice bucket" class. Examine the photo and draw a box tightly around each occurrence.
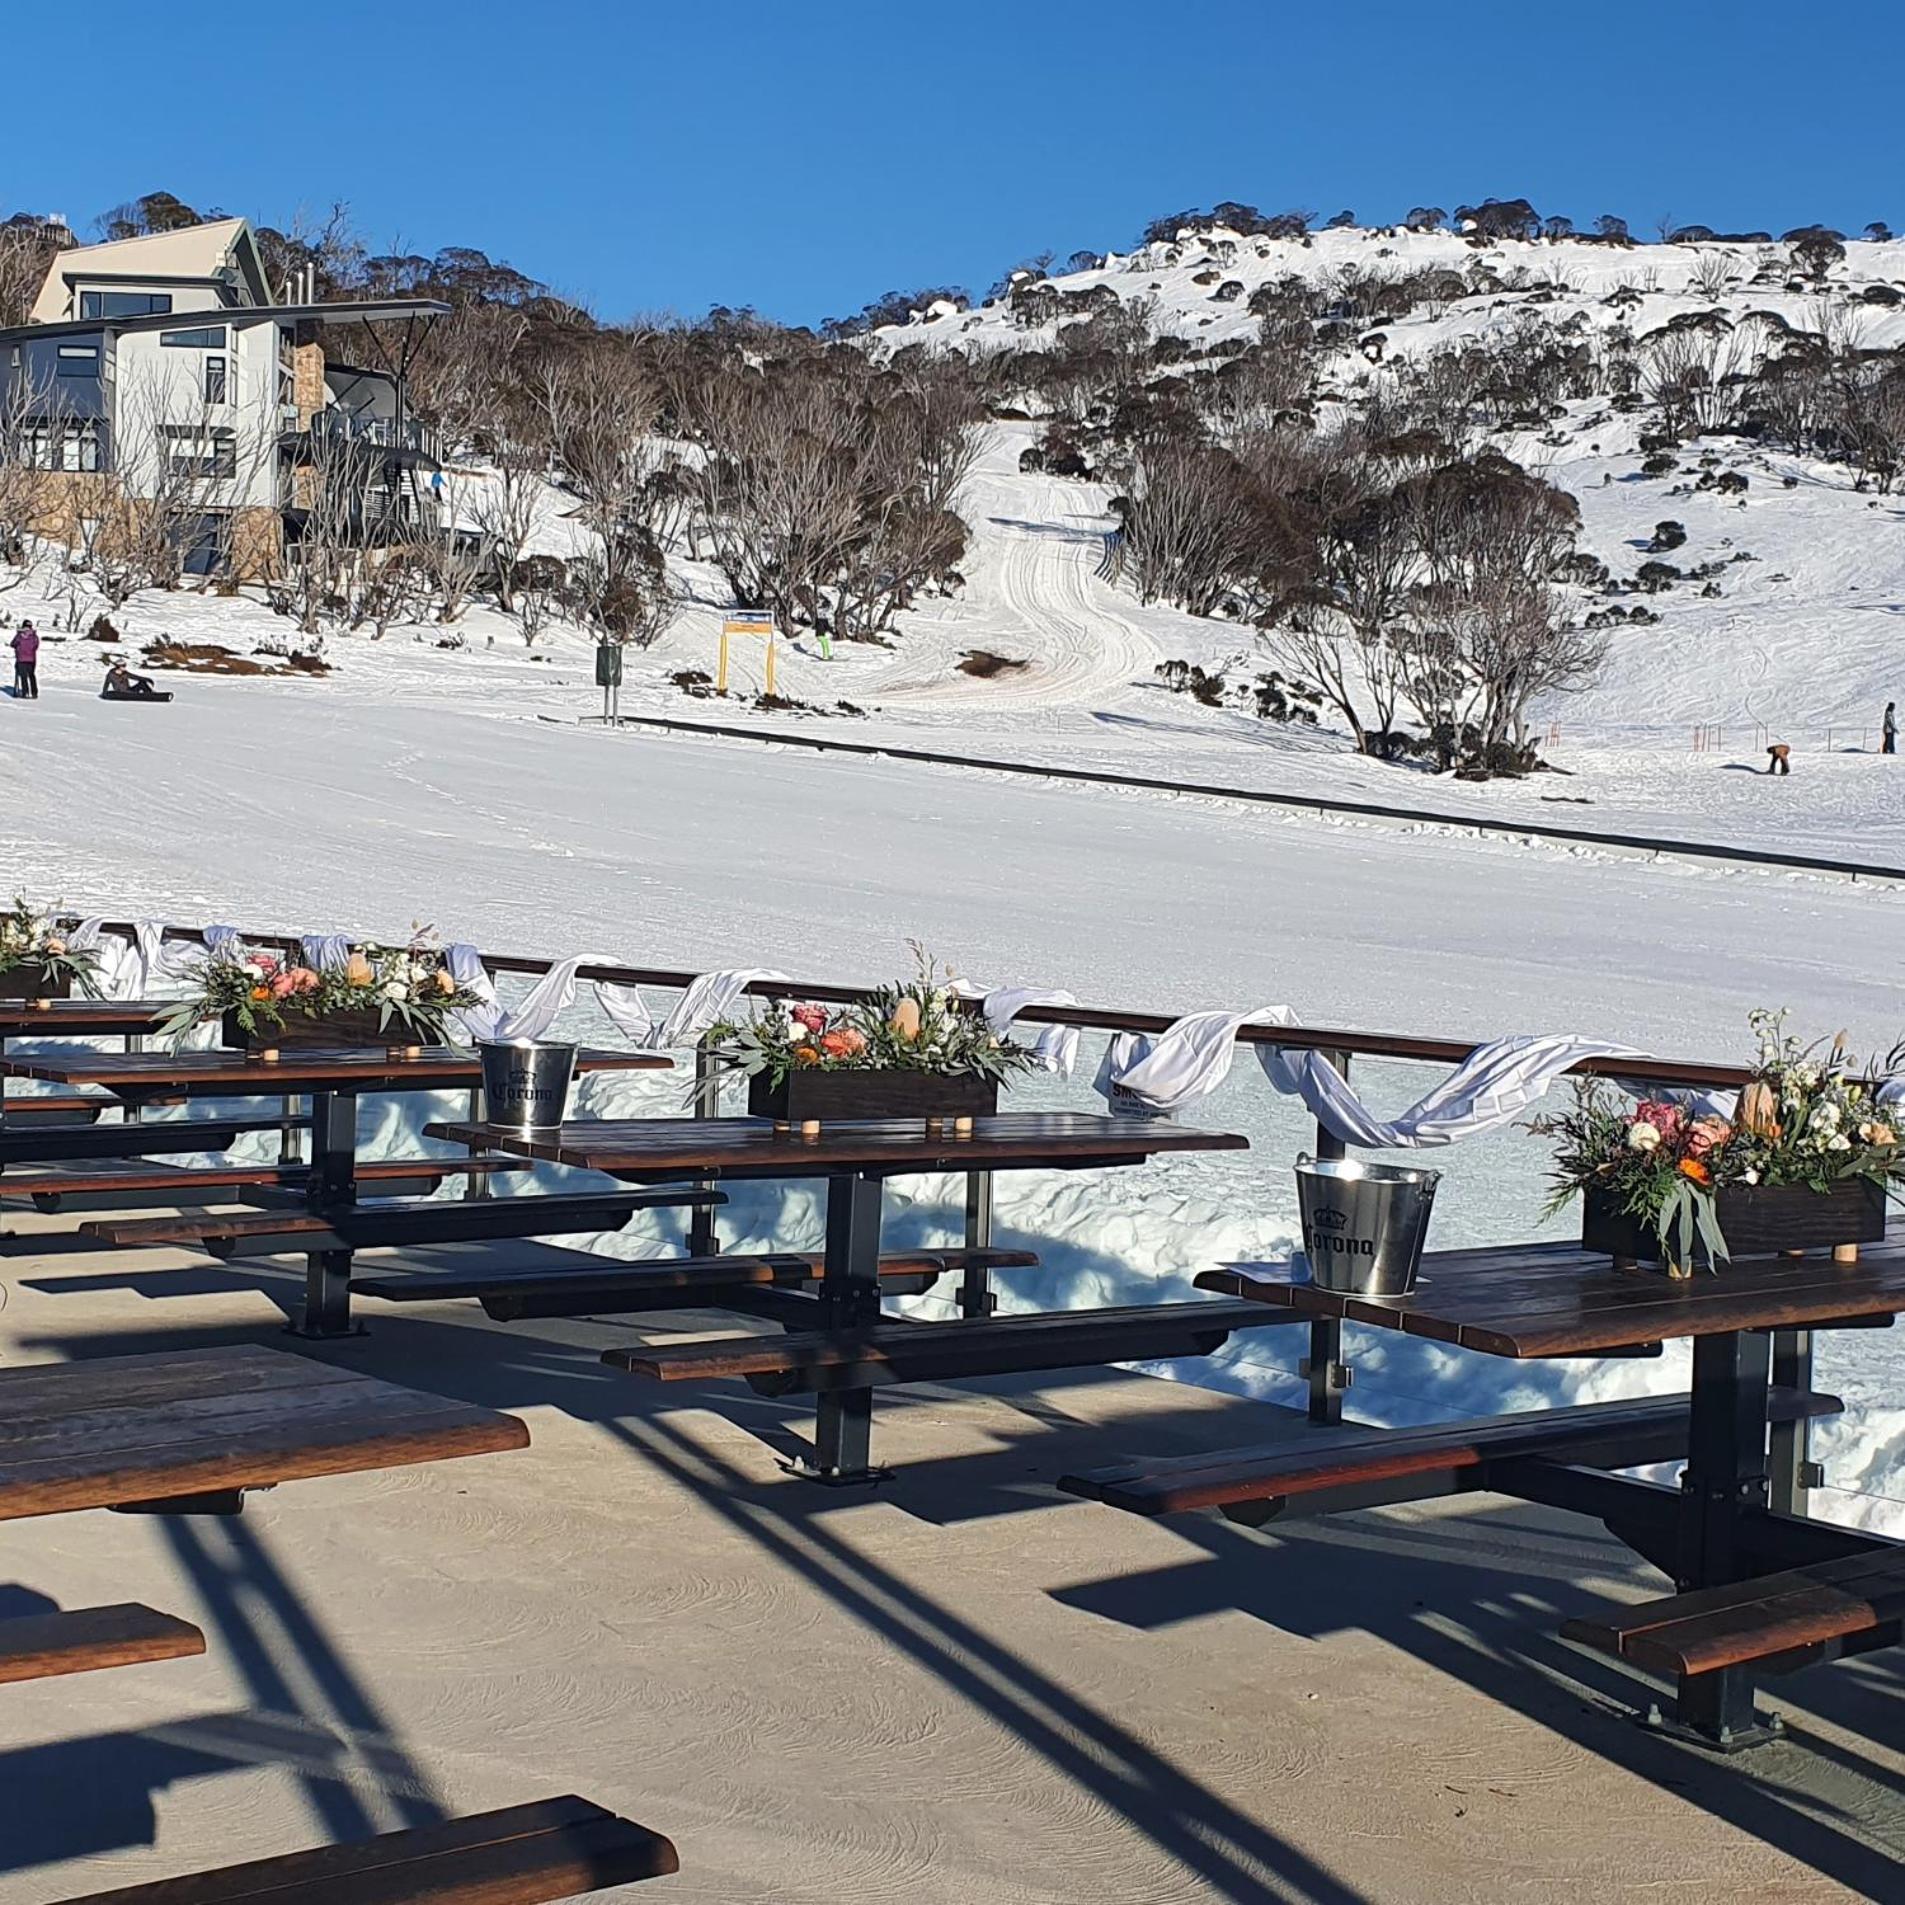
[1295,1153,1441,1297]
[478,1039,578,1132]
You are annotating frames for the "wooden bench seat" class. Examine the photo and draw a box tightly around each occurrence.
[356,1246,1039,1320]
[12,1156,533,1213]
[78,1187,722,1257]
[1058,1388,1843,1521]
[51,1793,679,1902]
[605,1298,1292,1394]
[0,1116,309,1166]
[0,1094,117,1123]
[1564,1549,1905,1678]
[0,1603,205,1685]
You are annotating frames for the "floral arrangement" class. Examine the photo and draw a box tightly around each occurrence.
[0,899,101,996]
[703,948,1036,1089]
[157,938,478,1046]
[1534,1010,1905,1266]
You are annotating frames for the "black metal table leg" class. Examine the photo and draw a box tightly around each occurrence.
[960,1170,996,1320]
[1767,1328,1817,1516]
[1653,1328,1781,1749]
[292,1088,361,1339]
[794,1169,886,1484]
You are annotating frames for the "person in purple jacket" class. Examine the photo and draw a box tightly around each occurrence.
[10,620,39,699]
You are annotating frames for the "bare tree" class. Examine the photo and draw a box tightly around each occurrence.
[1121,438,1257,618]
[1642,321,1751,437]
[0,217,70,328]
[0,361,59,594]
[1433,577,1606,752]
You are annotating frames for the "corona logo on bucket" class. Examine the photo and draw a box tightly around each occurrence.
[1304,1204,1374,1258]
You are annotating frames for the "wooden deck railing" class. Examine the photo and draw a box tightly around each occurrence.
[100,920,1757,1093]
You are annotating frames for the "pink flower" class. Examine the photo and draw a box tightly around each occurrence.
[254,954,280,977]
[820,1027,867,1059]
[1635,1100,1687,1146]
[269,972,297,999]
[791,1003,829,1034]
[288,966,320,995]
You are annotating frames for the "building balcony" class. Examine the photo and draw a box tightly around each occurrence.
[289,408,439,463]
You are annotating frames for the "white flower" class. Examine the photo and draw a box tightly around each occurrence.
[1628,1122,1662,1152]
[1810,1102,1842,1131]
[1742,1167,1760,1184]
[1828,1133,1852,1152]
[380,980,408,1003]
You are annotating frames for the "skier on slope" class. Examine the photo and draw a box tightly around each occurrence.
[1884,702,1896,756]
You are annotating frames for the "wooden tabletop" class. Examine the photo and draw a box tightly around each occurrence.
[0,999,168,1037]
[424,1111,1249,1181]
[0,1344,529,1520]
[1199,1240,1905,1358]
[0,1045,671,1096]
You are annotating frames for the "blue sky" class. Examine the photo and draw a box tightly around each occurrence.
[9,1,1902,327]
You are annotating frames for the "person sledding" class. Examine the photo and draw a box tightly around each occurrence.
[101,658,166,701]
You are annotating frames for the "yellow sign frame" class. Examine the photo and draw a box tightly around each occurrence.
[717,613,776,696]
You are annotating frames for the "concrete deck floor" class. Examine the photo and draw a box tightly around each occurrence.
[0,1216,1901,1904]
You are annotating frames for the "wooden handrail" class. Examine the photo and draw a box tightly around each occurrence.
[78,920,1756,1092]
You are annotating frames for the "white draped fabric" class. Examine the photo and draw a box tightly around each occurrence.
[949,980,1081,1076]
[493,953,656,1045]
[445,943,507,1042]
[300,933,355,973]
[69,919,231,998]
[650,969,790,1050]
[1099,1003,1652,1148]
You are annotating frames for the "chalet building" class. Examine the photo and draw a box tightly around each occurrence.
[0,218,447,577]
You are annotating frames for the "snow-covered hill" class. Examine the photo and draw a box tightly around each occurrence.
[11,222,1905,868]
[852,225,1905,757]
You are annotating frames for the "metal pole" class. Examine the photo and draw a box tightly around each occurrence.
[1305,1048,1353,1425]
[295,1088,359,1339]
[463,1083,492,1201]
[688,1044,720,1258]
[1767,1328,1817,1516]
[1670,1329,1775,1746]
[810,1170,884,1482]
[960,1169,996,1320]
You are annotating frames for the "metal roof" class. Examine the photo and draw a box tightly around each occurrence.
[0,299,450,348]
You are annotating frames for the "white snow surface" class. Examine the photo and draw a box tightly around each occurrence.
[4,222,1905,1528]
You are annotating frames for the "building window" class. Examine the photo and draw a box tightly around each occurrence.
[23,420,103,473]
[56,345,100,378]
[204,356,228,405]
[79,291,173,320]
[159,424,237,479]
[159,325,227,349]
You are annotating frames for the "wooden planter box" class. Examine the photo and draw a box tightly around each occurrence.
[0,965,72,1002]
[222,1006,418,1056]
[1582,1176,1887,1272]
[747,1068,999,1126]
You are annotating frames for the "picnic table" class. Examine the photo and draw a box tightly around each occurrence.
[0,1347,678,1898]
[0,1342,526,1686]
[0,1000,255,1159]
[423,1112,1251,1482]
[0,999,169,1039]
[2,1045,674,1335]
[1152,1241,1905,1749]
